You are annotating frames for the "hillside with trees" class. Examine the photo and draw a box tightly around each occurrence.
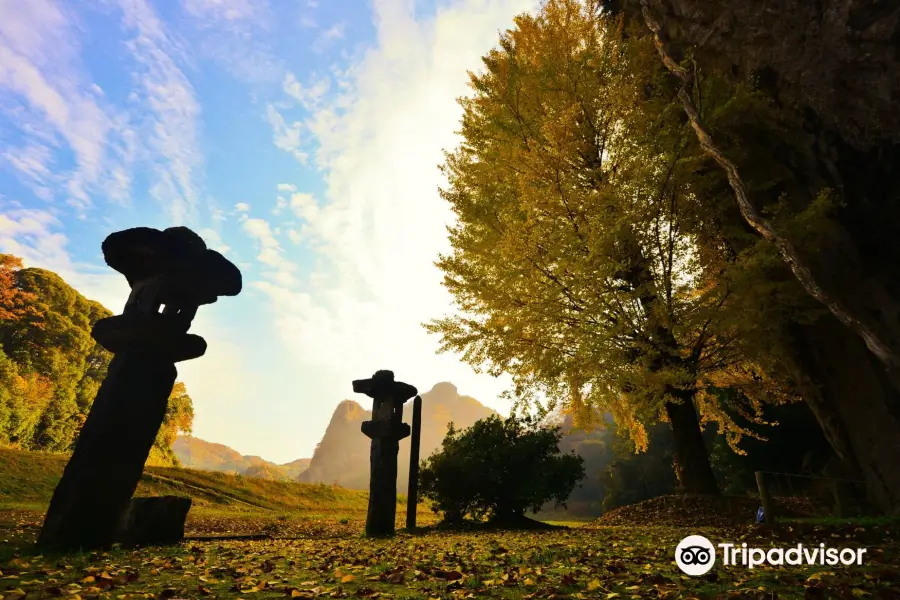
[0,254,193,465]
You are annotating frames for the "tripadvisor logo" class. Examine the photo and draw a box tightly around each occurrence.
[675,535,868,576]
[675,535,716,576]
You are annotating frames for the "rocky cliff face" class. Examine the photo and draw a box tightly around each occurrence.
[297,382,497,492]
[296,400,373,489]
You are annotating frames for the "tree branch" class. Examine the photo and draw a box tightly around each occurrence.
[640,0,900,371]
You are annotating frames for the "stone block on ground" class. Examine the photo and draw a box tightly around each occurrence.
[116,496,192,546]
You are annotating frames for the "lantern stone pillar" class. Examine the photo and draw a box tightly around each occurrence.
[37,227,241,551]
[353,370,417,537]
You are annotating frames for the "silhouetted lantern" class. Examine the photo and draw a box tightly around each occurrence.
[92,226,241,361]
[38,227,242,551]
[353,370,417,536]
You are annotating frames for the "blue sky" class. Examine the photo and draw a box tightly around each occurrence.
[0,0,541,462]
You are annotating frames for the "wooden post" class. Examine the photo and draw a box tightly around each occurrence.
[406,395,422,530]
[755,471,776,524]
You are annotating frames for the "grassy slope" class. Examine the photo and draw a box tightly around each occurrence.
[0,448,376,513]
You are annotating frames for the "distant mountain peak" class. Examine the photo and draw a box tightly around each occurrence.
[427,381,458,396]
[333,399,367,421]
[298,381,495,491]
[422,381,462,404]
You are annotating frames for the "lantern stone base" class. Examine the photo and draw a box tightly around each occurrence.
[366,437,401,537]
[37,348,177,551]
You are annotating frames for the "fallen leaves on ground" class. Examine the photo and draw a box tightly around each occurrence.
[593,495,824,528]
[1,507,898,600]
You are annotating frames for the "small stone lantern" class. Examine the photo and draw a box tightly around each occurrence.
[353,370,417,536]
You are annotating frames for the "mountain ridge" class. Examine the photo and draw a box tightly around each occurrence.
[172,436,310,480]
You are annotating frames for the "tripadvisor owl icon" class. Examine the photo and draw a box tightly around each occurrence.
[675,535,716,576]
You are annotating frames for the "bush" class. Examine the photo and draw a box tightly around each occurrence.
[418,414,585,525]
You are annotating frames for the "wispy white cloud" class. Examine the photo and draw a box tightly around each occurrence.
[259,0,541,408]
[197,227,231,255]
[298,0,319,28]
[242,216,297,288]
[118,0,204,225]
[283,72,330,111]
[0,0,135,213]
[235,202,250,212]
[181,0,260,22]
[3,144,53,183]
[311,22,346,54]
[179,0,282,83]
[266,104,307,165]
[289,192,319,224]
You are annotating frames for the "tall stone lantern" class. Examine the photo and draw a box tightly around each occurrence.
[37,227,241,550]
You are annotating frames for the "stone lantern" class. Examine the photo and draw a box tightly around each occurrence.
[37,227,241,551]
[353,370,417,537]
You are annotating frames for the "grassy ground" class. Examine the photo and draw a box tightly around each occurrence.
[1,449,899,599]
[0,449,375,512]
[0,447,427,548]
[1,515,897,599]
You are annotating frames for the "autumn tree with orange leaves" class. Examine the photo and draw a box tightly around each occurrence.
[0,254,193,461]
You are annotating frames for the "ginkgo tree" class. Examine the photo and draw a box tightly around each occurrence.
[427,0,790,494]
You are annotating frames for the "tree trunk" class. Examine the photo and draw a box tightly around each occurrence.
[613,232,721,496]
[793,317,900,514]
[665,391,720,495]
